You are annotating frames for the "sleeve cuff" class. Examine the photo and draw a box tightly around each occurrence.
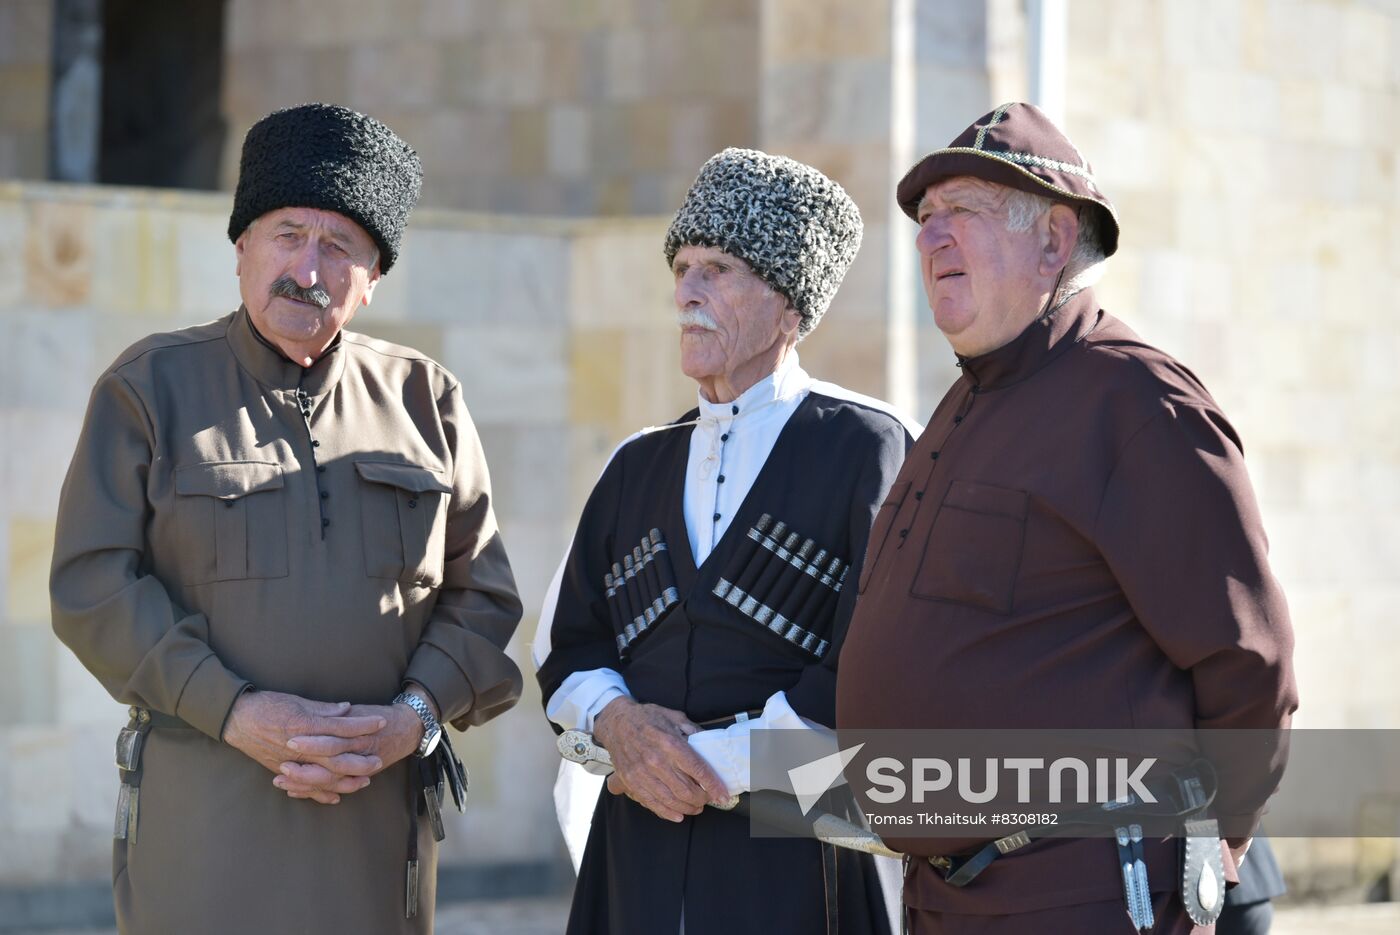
[404,642,477,725]
[175,652,252,740]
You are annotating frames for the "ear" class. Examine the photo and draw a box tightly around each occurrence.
[1038,203,1079,278]
[360,262,383,308]
[234,231,246,276]
[778,303,802,340]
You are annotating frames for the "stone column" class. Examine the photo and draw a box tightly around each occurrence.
[757,0,919,413]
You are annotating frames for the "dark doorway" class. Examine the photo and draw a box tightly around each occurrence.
[97,0,227,188]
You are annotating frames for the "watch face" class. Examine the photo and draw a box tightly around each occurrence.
[421,727,443,758]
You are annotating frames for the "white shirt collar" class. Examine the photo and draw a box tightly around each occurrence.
[695,352,809,419]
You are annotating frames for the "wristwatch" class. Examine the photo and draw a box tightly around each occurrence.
[394,691,442,758]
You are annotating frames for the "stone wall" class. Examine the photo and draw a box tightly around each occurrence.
[1058,0,1400,886]
[222,0,760,216]
[0,0,51,180]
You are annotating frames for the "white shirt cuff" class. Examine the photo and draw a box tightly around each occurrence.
[686,691,833,796]
[545,668,631,733]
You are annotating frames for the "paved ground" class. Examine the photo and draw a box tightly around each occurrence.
[20,898,1400,934]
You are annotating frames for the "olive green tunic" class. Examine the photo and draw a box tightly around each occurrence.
[50,307,524,934]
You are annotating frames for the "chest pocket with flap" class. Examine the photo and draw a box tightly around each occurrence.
[911,480,1028,614]
[354,461,452,587]
[174,461,288,583]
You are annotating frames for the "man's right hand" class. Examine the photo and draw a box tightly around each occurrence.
[593,696,731,823]
[222,691,387,805]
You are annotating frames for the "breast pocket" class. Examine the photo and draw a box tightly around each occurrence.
[354,461,453,587]
[174,461,288,583]
[911,480,1028,614]
[858,481,912,594]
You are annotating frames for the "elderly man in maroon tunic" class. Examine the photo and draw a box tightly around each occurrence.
[837,103,1297,934]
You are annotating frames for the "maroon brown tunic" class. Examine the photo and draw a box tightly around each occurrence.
[836,289,1297,927]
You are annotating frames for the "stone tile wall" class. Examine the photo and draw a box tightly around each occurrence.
[221,0,761,217]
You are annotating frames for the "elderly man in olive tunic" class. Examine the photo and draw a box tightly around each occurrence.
[50,104,523,934]
[536,149,916,934]
[837,104,1297,933]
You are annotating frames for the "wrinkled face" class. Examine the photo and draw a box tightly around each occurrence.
[914,176,1044,355]
[235,206,380,353]
[670,244,799,384]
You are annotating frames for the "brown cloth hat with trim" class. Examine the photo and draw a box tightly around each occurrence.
[896,102,1120,256]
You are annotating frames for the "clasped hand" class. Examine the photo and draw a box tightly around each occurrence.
[222,690,425,805]
[594,697,730,823]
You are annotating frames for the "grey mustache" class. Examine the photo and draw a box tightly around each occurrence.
[269,277,331,309]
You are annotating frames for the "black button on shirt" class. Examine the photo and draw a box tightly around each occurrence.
[713,513,721,521]
[321,518,330,528]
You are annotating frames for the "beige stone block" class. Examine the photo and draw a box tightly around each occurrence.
[418,0,489,37]
[1160,0,1243,69]
[569,328,626,427]
[507,107,550,180]
[1339,5,1392,89]
[1106,189,1176,253]
[702,100,757,156]
[617,326,697,432]
[1318,84,1368,147]
[548,105,591,178]
[475,425,571,526]
[762,60,892,149]
[1275,78,1326,142]
[65,723,123,837]
[627,101,672,172]
[0,824,62,885]
[1136,250,1197,321]
[687,25,760,99]
[1257,0,1342,81]
[542,34,585,103]
[5,517,54,623]
[795,320,888,401]
[7,726,71,834]
[476,36,549,107]
[603,28,647,102]
[24,201,92,308]
[0,63,48,131]
[174,209,240,317]
[349,40,442,112]
[0,312,96,410]
[55,647,125,730]
[596,176,633,215]
[0,0,50,67]
[568,222,674,329]
[405,227,571,326]
[0,198,24,309]
[494,518,569,616]
[0,408,84,528]
[588,102,632,175]
[89,204,180,316]
[1179,70,1280,135]
[762,0,890,65]
[442,325,568,425]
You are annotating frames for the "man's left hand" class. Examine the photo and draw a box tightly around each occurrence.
[276,700,427,799]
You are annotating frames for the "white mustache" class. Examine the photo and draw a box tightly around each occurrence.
[677,310,719,331]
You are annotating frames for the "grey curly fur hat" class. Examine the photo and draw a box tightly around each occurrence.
[228,103,423,272]
[664,148,863,337]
